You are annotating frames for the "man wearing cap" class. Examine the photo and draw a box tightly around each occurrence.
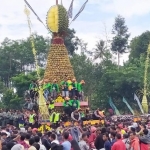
[32,128,38,137]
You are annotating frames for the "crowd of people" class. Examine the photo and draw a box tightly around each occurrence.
[22,78,105,129]
[23,78,87,123]
[28,78,85,102]
[1,78,150,150]
[1,116,150,150]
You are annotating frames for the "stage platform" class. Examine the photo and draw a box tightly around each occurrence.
[54,101,88,107]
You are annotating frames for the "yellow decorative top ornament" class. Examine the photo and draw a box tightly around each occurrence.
[55,96,64,103]
[46,4,69,33]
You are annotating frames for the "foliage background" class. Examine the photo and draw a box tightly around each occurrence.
[0,17,150,112]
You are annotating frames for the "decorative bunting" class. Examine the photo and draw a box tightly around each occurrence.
[134,94,144,114]
[123,97,135,115]
[67,0,74,18]
[109,97,120,115]
[71,0,88,22]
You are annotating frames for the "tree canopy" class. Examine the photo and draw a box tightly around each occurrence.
[0,21,149,112]
[129,31,150,60]
[111,15,130,66]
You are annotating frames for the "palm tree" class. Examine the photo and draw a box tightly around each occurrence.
[94,40,107,60]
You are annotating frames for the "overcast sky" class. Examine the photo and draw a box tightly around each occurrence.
[1,0,150,62]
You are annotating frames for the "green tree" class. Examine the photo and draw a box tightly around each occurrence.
[70,53,103,109]
[64,29,80,55]
[0,29,80,87]
[129,31,150,60]
[1,89,22,109]
[12,69,44,97]
[0,34,49,86]
[93,40,107,60]
[0,80,6,91]
[111,15,130,67]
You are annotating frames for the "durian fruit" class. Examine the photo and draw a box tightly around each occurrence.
[44,41,75,83]
[47,5,69,33]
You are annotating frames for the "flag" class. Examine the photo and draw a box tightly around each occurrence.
[109,97,120,115]
[72,0,88,22]
[123,97,134,115]
[67,0,74,18]
[134,94,144,114]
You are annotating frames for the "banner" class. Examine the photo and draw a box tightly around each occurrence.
[72,0,88,22]
[67,0,74,18]
[109,97,120,115]
[123,97,135,115]
[134,94,144,114]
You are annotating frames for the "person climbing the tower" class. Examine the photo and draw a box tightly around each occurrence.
[50,79,59,100]
[70,96,80,112]
[29,80,38,100]
[71,78,78,99]
[78,80,85,101]
[61,78,69,97]
[43,79,51,101]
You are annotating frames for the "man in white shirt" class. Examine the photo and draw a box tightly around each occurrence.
[50,133,60,144]
[50,133,61,150]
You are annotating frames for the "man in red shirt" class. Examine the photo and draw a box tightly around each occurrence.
[111,133,126,150]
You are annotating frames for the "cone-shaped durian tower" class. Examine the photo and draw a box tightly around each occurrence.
[44,1,75,82]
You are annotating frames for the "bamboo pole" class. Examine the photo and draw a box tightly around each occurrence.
[141,44,150,113]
